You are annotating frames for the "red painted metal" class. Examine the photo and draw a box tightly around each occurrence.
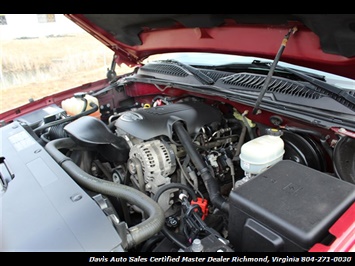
[65,14,355,80]
[309,202,355,252]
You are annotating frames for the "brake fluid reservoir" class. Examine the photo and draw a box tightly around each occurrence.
[61,92,100,119]
[240,128,284,175]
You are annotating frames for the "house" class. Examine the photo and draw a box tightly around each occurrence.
[0,14,85,40]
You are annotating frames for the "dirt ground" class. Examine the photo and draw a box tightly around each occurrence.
[1,68,103,111]
[1,34,131,112]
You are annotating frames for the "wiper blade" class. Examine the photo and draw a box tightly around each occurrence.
[163,59,215,85]
[278,66,355,106]
[252,27,298,114]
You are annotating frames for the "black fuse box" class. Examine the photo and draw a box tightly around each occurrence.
[228,160,355,252]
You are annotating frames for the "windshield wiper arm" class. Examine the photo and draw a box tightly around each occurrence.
[278,65,355,106]
[165,59,215,85]
[252,26,298,115]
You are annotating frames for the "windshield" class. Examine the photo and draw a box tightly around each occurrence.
[144,52,355,91]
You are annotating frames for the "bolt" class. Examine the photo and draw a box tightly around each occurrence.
[70,193,82,202]
[166,216,178,228]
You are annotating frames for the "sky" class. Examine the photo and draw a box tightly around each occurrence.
[0,14,85,40]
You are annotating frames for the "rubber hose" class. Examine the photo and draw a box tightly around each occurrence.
[153,182,198,250]
[45,138,165,250]
[172,121,229,214]
[34,102,99,134]
[153,182,197,202]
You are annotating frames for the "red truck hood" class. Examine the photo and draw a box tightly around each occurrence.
[65,14,355,80]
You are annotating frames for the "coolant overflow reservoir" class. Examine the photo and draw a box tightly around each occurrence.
[240,128,284,175]
[61,93,100,119]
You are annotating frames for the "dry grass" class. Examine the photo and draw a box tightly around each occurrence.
[1,34,133,112]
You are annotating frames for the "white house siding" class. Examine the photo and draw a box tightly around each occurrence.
[0,14,85,40]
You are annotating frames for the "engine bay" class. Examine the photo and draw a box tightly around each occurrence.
[1,75,355,252]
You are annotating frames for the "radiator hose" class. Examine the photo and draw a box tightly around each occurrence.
[45,137,165,250]
[173,121,229,214]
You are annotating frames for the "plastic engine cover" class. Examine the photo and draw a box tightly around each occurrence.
[0,121,124,251]
[114,101,222,140]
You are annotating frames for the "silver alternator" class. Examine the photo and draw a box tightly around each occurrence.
[128,139,176,195]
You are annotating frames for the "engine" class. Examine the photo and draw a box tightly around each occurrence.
[114,102,223,197]
[21,94,355,253]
